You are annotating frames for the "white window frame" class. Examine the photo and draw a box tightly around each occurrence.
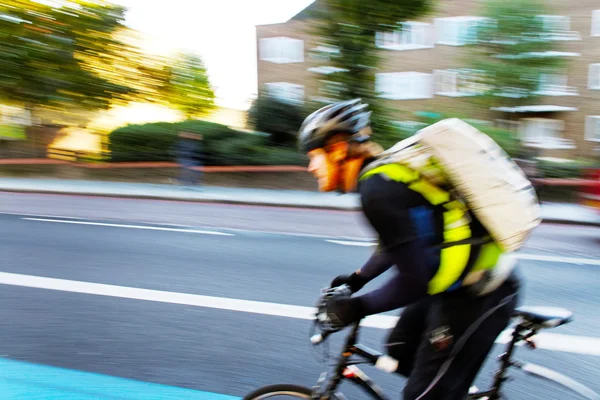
[535,15,580,41]
[518,118,574,149]
[434,16,488,46]
[259,37,304,64]
[308,44,339,60]
[495,119,520,132]
[376,21,434,51]
[307,66,348,75]
[589,64,600,89]
[311,44,339,55]
[585,116,600,142]
[433,69,487,97]
[593,10,600,37]
[264,82,304,104]
[536,73,577,96]
[375,72,433,100]
[392,120,428,133]
[312,80,345,104]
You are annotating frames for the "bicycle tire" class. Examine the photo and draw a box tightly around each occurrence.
[243,384,313,400]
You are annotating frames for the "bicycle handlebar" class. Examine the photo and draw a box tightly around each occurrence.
[310,284,354,345]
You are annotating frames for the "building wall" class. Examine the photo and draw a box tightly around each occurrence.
[256,0,600,159]
[256,20,325,102]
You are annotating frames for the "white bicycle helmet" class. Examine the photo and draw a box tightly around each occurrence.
[298,98,372,153]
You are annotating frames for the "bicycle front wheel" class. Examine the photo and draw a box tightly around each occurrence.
[243,384,313,400]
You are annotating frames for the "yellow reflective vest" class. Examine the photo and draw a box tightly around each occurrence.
[360,163,503,295]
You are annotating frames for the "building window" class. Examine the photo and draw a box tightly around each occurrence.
[519,118,574,148]
[589,64,600,89]
[313,80,345,104]
[434,17,488,46]
[494,51,581,59]
[392,120,428,134]
[307,66,348,75]
[264,82,304,104]
[536,74,577,96]
[308,44,339,60]
[586,116,600,142]
[376,22,434,51]
[593,10,600,37]
[259,37,304,64]
[535,15,579,40]
[495,119,520,132]
[375,72,433,100]
[434,69,487,97]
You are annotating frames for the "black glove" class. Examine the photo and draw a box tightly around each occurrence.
[327,296,366,329]
[330,272,368,293]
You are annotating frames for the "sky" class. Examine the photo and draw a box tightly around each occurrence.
[111,0,316,110]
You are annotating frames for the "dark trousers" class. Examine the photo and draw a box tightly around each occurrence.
[386,272,521,400]
[177,160,203,185]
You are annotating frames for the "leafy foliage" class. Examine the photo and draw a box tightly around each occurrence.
[0,1,215,123]
[465,0,568,108]
[0,0,134,112]
[247,89,306,146]
[306,0,434,125]
[108,120,306,165]
[163,53,216,119]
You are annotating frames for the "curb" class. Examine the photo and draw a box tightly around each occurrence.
[0,160,308,172]
[1,187,598,226]
[0,187,362,212]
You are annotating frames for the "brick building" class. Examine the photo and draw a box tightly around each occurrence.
[255,0,600,159]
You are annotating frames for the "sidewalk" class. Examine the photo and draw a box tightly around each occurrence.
[0,178,597,226]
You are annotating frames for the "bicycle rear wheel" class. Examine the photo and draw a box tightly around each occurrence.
[243,384,312,400]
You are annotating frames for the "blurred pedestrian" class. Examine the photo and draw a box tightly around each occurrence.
[171,131,204,188]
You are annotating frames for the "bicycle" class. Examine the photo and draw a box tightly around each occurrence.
[244,285,599,400]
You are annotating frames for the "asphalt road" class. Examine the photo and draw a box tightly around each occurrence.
[0,193,598,399]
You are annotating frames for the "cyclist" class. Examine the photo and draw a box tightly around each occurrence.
[298,98,522,400]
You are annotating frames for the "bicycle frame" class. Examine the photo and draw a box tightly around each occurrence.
[310,319,600,400]
[312,321,388,400]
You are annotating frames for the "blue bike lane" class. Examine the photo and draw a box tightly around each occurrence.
[0,358,240,400]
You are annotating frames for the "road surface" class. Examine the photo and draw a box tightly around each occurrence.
[0,192,598,399]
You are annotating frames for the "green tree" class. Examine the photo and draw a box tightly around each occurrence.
[306,0,434,145]
[0,0,137,114]
[77,28,172,107]
[465,0,568,109]
[0,0,176,124]
[310,0,433,98]
[247,88,305,146]
[164,53,216,119]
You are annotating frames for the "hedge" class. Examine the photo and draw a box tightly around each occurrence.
[535,159,599,179]
[108,117,596,178]
[108,120,306,165]
[247,90,305,146]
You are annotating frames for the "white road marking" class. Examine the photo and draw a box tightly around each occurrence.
[325,240,600,266]
[221,228,373,241]
[22,218,234,236]
[0,272,598,356]
[5,213,599,265]
[516,253,600,267]
[0,212,83,220]
[326,240,377,247]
